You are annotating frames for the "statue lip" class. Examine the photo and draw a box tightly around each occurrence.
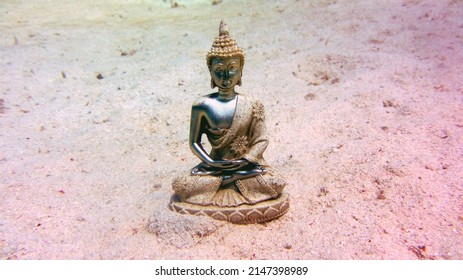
[222,80,232,87]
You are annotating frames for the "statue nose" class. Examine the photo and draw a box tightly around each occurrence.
[223,69,230,78]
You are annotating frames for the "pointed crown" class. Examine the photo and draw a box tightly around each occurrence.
[206,20,244,68]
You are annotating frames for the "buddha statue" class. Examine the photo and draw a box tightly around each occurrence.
[170,20,289,224]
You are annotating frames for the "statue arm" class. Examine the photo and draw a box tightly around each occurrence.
[242,102,269,163]
[189,105,215,165]
[243,125,268,163]
[243,138,268,163]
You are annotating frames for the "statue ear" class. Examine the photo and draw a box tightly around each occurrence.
[211,78,216,89]
[208,64,216,88]
[237,73,242,86]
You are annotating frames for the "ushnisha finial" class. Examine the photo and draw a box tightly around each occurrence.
[219,19,229,36]
[206,20,244,68]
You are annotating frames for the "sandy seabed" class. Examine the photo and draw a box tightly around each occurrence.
[0,0,462,259]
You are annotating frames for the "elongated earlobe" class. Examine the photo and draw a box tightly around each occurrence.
[211,78,216,89]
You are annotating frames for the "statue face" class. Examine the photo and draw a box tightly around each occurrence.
[210,56,241,90]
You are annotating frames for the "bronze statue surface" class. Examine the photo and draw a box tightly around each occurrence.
[171,20,289,224]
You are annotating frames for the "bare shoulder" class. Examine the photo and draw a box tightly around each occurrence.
[192,93,212,105]
[192,93,216,112]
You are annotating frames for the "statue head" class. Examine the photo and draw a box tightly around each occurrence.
[206,20,245,89]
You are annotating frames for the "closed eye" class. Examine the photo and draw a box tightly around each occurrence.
[213,65,224,72]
